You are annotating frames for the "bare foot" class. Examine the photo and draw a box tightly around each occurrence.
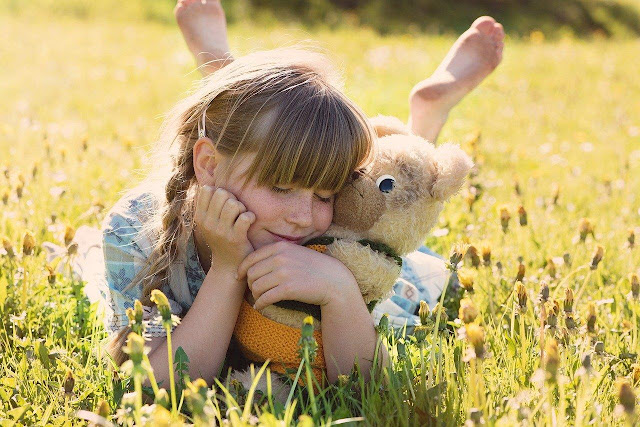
[408,16,504,142]
[175,0,234,76]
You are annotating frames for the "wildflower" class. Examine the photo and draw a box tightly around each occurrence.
[459,298,479,324]
[465,189,477,212]
[547,258,556,278]
[31,162,39,179]
[586,302,597,333]
[514,179,521,196]
[15,182,23,199]
[63,370,75,396]
[298,316,318,362]
[414,325,429,342]
[185,378,211,422]
[81,136,89,152]
[581,353,592,371]
[126,300,145,336]
[516,284,528,310]
[565,314,578,330]
[418,300,430,326]
[66,242,78,257]
[551,183,560,205]
[630,273,640,300]
[481,243,491,267]
[22,231,36,256]
[64,225,75,246]
[628,229,636,249]
[468,408,484,425]
[546,301,559,328]
[466,245,481,268]
[632,364,640,386]
[616,379,636,415]
[515,263,525,283]
[458,268,475,293]
[539,281,550,303]
[563,252,572,267]
[96,399,110,419]
[155,388,170,409]
[2,237,15,258]
[594,341,605,354]
[590,245,604,270]
[578,218,594,242]
[337,375,350,388]
[465,323,486,359]
[564,288,574,314]
[150,289,173,327]
[499,205,511,233]
[431,303,448,331]
[544,339,559,381]
[1,190,8,205]
[122,333,146,366]
[449,243,468,271]
[46,265,56,285]
[518,205,528,226]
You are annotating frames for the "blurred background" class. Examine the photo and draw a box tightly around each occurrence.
[2,0,640,38]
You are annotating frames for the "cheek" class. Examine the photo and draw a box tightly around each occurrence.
[314,202,334,231]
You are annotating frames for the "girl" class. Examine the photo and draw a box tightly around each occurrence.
[103,48,383,386]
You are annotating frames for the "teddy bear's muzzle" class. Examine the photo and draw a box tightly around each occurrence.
[333,177,386,232]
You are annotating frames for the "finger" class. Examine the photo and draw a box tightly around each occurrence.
[207,188,236,223]
[233,211,255,238]
[194,185,215,225]
[244,256,274,290]
[219,199,245,228]
[253,286,286,311]
[249,272,280,300]
[237,241,286,280]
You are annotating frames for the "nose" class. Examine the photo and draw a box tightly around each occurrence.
[285,193,314,229]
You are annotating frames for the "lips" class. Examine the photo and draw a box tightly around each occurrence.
[269,231,306,244]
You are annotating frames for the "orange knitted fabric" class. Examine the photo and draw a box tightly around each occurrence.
[233,299,326,385]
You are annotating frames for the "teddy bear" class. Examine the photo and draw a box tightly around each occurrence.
[230,115,473,397]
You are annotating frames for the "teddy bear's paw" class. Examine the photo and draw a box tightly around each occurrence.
[327,239,400,304]
[261,304,321,330]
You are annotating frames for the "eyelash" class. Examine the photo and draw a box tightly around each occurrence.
[272,187,333,203]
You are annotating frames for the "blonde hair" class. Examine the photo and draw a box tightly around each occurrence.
[107,48,374,364]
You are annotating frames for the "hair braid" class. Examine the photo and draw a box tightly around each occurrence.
[141,144,196,307]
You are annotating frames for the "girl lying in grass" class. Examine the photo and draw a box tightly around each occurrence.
[100,1,505,389]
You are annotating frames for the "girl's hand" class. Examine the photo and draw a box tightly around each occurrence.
[194,186,256,269]
[237,241,358,311]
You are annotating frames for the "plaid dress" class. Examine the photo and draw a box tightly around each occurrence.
[97,186,451,338]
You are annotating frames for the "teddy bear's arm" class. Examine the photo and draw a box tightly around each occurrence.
[326,239,401,306]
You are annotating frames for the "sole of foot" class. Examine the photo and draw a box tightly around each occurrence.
[409,16,505,121]
[175,0,233,72]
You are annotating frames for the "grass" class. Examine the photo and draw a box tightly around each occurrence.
[1,5,640,426]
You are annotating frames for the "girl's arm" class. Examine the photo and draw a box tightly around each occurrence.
[145,264,245,386]
[238,242,390,384]
[320,283,390,383]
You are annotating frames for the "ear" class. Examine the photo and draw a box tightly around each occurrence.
[430,143,474,201]
[369,114,411,138]
[193,137,219,185]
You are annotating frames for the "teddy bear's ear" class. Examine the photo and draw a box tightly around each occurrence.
[430,143,474,201]
[369,114,411,138]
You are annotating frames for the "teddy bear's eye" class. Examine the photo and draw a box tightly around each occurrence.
[376,175,396,193]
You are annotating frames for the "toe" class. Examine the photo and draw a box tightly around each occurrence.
[471,16,497,34]
[492,22,505,42]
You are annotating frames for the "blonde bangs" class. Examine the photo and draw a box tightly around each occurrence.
[244,86,373,192]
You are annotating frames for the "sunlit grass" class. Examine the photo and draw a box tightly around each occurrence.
[1,7,639,426]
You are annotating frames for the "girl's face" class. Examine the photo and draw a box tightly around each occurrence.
[212,153,335,249]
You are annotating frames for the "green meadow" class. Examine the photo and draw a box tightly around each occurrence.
[1,2,640,425]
